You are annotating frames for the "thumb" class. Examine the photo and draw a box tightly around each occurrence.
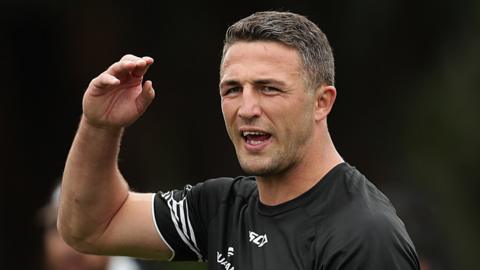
[136,80,155,113]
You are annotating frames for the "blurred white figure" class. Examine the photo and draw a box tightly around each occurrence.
[40,185,140,270]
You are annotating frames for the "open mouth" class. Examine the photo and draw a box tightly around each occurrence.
[241,130,272,146]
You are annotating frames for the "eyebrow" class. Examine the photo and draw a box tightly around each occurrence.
[219,78,287,89]
[253,79,286,87]
[219,80,239,89]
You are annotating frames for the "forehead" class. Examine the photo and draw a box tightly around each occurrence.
[220,41,303,82]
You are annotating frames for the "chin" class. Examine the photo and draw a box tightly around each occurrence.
[239,159,279,177]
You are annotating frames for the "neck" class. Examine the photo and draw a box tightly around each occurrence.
[256,127,343,206]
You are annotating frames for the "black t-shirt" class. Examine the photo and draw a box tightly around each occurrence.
[153,163,420,270]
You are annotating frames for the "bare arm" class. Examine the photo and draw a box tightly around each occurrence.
[58,55,172,260]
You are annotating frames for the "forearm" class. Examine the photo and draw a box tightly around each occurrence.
[58,115,130,251]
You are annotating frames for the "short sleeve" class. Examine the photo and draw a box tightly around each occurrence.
[152,178,235,262]
[152,184,205,261]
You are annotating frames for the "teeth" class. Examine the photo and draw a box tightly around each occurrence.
[242,131,266,136]
[249,140,263,145]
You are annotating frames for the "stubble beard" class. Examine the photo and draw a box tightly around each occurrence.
[238,150,291,177]
[231,103,315,178]
[236,119,313,178]
[236,130,311,178]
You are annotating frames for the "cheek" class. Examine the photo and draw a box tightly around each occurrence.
[221,100,238,125]
[221,101,236,138]
[276,102,313,138]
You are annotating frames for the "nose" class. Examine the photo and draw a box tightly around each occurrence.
[238,86,261,120]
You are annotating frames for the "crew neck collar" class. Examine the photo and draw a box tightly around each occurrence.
[255,162,348,216]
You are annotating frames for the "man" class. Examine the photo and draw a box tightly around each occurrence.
[58,11,420,269]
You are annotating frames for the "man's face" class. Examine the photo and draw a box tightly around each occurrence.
[220,41,316,176]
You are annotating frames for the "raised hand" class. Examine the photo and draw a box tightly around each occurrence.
[82,54,155,129]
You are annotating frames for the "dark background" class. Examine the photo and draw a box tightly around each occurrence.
[1,0,479,269]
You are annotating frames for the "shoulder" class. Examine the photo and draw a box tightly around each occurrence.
[156,176,257,208]
[312,164,419,269]
[321,163,397,218]
[199,176,257,202]
[175,176,256,204]
[201,176,256,193]
[324,163,407,239]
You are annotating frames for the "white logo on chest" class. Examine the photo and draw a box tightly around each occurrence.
[249,230,268,247]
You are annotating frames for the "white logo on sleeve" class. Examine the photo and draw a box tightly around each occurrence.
[249,231,268,247]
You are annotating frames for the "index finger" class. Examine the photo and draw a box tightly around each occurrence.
[106,56,154,78]
[120,54,143,62]
[106,60,137,78]
[131,57,154,77]
[120,54,154,63]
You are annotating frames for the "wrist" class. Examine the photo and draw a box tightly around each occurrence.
[80,115,124,135]
[79,115,125,141]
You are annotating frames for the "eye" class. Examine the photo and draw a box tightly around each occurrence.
[222,86,242,96]
[260,86,280,94]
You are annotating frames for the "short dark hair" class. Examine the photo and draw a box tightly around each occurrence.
[222,11,335,89]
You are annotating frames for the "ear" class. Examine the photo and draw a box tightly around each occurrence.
[314,85,337,121]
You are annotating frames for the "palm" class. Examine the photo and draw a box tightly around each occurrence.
[82,55,155,128]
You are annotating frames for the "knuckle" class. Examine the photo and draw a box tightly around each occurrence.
[91,75,102,83]
[108,62,120,70]
[120,54,139,61]
[97,73,108,81]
